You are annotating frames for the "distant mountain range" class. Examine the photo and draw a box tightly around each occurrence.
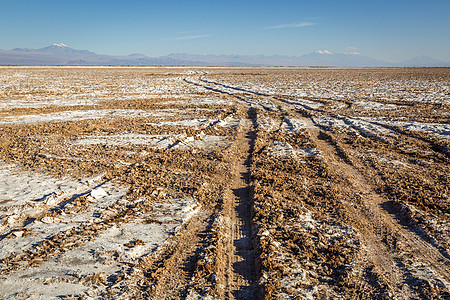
[165,52,390,67]
[1,43,449,67]
[0,43,210,66]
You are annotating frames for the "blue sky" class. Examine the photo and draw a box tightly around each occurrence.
[1,0,449,62]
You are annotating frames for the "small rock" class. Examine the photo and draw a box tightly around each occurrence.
[12,230,24,237]
[90,187,107,199]
[44,193,59,206]
[260,230,270,237]
[41,216,59,224]
[5,215,18,225]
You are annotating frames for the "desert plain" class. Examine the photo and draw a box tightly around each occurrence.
[0,66,449,299]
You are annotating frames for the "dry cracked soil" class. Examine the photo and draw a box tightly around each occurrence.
[0,66,449,299]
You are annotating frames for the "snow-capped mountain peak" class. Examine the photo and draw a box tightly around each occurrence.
[33,43,97,56]
[315,50,333,55]
[51,43,71,48]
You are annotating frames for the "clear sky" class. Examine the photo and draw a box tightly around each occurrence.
[1,0,449,62]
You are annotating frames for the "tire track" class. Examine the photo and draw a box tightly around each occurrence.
[184,76,259,299]
[223,109,257,299]
[182,72,450,298]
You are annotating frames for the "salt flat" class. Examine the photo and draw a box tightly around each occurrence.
[0,67,449,299]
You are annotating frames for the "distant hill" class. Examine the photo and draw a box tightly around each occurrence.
[1,44,449,67]
[294,51,390,67]
[167,51,391,67]
[13,43,97,56]
[0,43,205,66]
[127,53,150,58]
[395,56,450,67]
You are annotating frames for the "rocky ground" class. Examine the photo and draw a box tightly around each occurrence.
[0,66,449,299]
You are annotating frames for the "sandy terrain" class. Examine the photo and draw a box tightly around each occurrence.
[0,66,449,299]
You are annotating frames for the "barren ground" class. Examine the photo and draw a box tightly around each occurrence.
[0,66,449,299]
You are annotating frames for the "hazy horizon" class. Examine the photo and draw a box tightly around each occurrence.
[1,0,449,62]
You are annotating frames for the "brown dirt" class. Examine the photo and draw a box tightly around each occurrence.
[0,67,449,299]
